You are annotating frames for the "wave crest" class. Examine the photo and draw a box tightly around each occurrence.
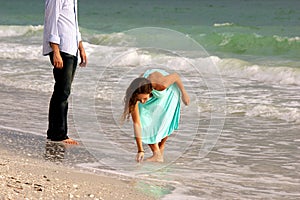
[0,25,43,37]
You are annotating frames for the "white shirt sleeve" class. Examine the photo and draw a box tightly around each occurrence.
[43,0,81,56]
[44,0,61,44]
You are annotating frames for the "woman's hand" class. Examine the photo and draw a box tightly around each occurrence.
[136,151,144,163]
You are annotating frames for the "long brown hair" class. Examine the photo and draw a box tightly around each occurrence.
[122,77,152,121]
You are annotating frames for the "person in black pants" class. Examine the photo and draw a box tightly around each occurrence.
[43,0,87,144]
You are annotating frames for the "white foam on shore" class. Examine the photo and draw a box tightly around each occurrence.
[0,125,44,137]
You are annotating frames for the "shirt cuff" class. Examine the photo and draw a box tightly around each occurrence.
[49,34,60,44]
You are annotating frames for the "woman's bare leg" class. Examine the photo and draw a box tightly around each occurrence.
[158,136,168,157]
[146,143,163,162]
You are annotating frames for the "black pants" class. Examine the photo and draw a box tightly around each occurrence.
[47,52,78,141]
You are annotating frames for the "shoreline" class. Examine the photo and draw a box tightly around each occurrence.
[0,147,157,200]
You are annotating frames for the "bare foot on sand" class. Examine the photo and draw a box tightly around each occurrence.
[159,146,165,158]
[62,138,79,145]
[146,151,164,162]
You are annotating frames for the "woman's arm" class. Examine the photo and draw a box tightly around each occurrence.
[131,103,145,162]
[148,72,190,105]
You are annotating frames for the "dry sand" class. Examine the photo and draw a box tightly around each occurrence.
[0,148,157,200]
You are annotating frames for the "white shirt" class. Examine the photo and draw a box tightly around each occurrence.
[43,0,82,56]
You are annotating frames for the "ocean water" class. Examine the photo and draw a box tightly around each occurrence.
[0,0,300,199]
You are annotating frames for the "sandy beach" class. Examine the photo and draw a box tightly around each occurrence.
[1,0,300,198]
[0,147,156,200]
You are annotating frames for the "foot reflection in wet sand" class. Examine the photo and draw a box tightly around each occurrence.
[44,141,66,162]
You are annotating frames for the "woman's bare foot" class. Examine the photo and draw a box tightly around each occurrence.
[159,146,165,157]
[146,151,164,162]
[62,138,79,145]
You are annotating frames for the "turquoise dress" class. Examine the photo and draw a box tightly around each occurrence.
[139,69,181,144]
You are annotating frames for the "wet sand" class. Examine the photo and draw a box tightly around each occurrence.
[0,147,156,200]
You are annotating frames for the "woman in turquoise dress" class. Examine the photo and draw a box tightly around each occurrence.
[122,69,190,162]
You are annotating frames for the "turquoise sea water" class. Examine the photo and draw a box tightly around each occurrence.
[0,0,300,199]
[1,0,300,61]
